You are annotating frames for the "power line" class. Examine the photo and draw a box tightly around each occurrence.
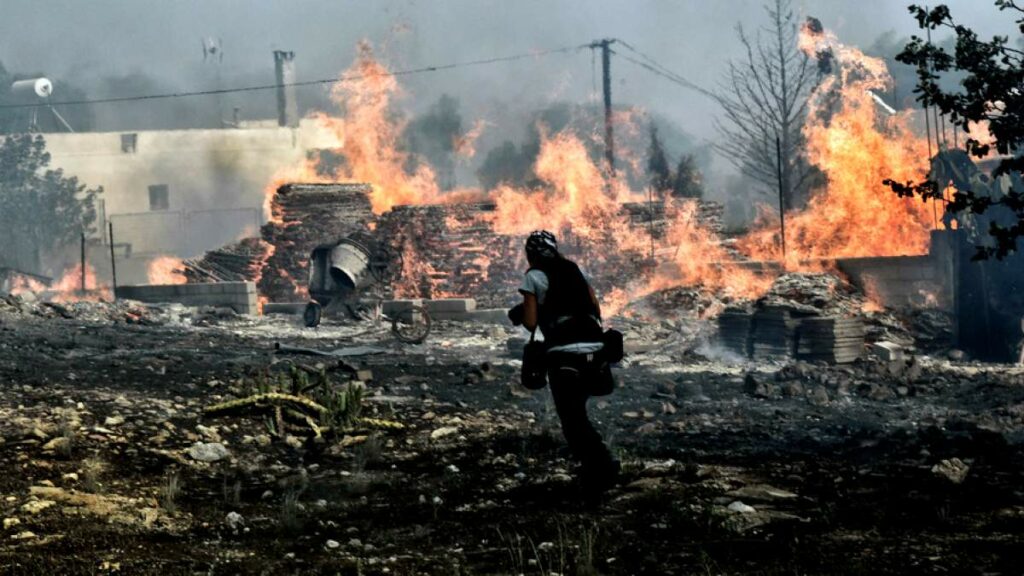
[0,43,589,110]
[612,41,717,101]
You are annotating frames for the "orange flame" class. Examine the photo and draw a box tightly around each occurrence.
[9,275,48,295]
[147,256,186,285]
[256,28,943,317]
[454,119,488,159]
[323,41,443,213]
[860,275,885,313]
[740,23,935,267]
[35,264,111,303]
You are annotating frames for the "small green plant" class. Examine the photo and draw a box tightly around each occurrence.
[209,363,367,440]
[280,488,304,530]
[222,473,242,506]
[80,457,105,493]
[55,412,76,459]
[496,527,527,575]
[316,382,364,432]
[352,434,382,472]
[575,523,599,576]
[698,549,720,576]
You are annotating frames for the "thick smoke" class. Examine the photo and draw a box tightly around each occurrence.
[0,0,1011,185]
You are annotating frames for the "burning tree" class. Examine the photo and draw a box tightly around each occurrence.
[885,1,1024,259]
[404,94,464,191]
[714,0,819,209]
[647,125,704,199]
[0,133,102,274]
[646,124,672,194]
[672,154,704,199]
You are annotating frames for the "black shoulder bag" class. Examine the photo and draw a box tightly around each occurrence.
[521,330,548,390]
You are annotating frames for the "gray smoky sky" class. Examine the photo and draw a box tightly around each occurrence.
[0,1,1016,146]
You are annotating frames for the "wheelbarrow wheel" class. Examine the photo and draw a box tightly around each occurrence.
[303,301,323,328]
[391,305,431,344]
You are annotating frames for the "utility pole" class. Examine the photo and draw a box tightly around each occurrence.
[591,39,616,178]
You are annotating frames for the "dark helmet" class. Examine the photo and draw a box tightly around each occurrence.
[525,230,558,259]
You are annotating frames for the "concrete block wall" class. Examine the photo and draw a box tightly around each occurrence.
[424,298,478,320]
[378,298,508,324]
[115,282,259,315]
[837,255,951,311]
[382,299,423,316]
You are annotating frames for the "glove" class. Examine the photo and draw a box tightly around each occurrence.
[508,303,525,326]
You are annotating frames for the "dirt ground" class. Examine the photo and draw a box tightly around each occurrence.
[1,302,1023,575]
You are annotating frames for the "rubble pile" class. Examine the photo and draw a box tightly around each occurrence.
[757,273,866,315]
[620,285,727,320]
[0,293,165,325]
[258,183,375,302]
[183,238,272,283]
[740,351,987,405]
[902,309,955,352]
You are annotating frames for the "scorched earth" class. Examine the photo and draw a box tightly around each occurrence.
[0,294,1022,575]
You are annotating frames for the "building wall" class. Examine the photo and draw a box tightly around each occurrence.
[837,233,954,312]
[41,118,340,261]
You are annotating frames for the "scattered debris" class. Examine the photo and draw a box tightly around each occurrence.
[932,458,971,485]
[187,442,231,463]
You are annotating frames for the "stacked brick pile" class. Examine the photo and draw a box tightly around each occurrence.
[183,238,271,284]
[717,273,869,364]
[375,199,727,309]
[188,184,728,310]
[375,203,523,309]
[621,199,724,239]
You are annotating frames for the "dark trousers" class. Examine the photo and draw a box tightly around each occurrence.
[547,353,615,477]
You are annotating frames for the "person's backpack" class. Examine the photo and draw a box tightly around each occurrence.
[536,258,603,347]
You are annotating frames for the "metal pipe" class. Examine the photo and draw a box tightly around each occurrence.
[108,221,118,298]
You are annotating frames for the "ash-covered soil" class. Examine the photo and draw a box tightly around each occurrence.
[1,301,1023,575]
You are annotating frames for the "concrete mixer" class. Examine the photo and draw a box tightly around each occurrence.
[303,234,431,343]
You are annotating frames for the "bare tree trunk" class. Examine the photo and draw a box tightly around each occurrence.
[714,0,816,209]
